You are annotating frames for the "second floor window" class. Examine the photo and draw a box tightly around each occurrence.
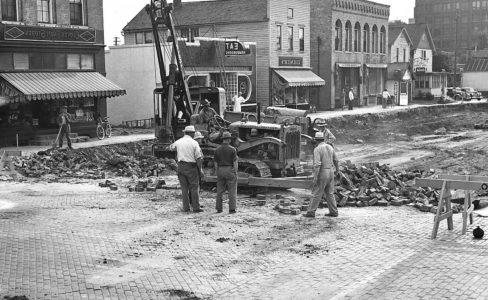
[276,25,282,50]
[396,48,399,62]
[299,28,304,51]
[37,0,51,23]
[180,27,199,42]
[287,26,293,51]
[1,0,17,21]
[69,0,83,25]
[403,48,407,62]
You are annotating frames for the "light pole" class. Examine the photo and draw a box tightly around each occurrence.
[453,10,459,86]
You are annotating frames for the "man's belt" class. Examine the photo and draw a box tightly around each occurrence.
[178,161,197,165]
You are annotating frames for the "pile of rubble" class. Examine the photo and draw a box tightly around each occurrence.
[12,143,177,180]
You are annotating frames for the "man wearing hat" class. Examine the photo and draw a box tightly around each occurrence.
[57,106,73,149]
[316,122,336,145]
[170,125,204,213]
[199,99,218,124]
[214,131,238,214]
[193,131,204,145]
[304,131,340,218]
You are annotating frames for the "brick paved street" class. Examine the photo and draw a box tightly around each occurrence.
[1,181,488,299]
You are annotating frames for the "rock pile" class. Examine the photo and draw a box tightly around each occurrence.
[12,143,177,180]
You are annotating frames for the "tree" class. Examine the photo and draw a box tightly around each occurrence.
[433,52,452,72]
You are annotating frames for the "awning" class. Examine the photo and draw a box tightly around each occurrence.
[366,63,388,68]
[273,69,325,87]
[387,63,411,81]
[337,63,361,68]
[0,72,126,101]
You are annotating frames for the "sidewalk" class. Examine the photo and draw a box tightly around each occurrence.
[0,133,155,156]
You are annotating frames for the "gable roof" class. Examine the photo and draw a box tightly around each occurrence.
[123,0,269,33]
[388,25,412,48]
[403,23,436,52]
[465,57,488,72]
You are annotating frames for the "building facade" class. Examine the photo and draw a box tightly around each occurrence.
[310,0,390,110]
[0,0,124,146]
[414,0,488,53]
[386,26,413,106]
[122,0,324,110]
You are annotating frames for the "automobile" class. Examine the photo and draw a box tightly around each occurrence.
[461,87,482,100]
[446,87,467,101]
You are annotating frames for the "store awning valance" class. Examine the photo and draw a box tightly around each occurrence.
[273,69,325,87]
[0,72,126,101]
[366,63,388,68]
[337,63,361,68]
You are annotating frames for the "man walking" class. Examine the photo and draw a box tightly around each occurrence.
[170,125,204,213]
[304,132,340,218]
[57,106,73,149]
[214,131,238,214]
[348,88,355,110]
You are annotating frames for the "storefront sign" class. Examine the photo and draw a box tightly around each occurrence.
[279,57,303,67]
[415,67,426,73]
[225,41,250,55]
[4,24,96,43]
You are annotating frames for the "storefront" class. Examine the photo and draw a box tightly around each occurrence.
[387,63,412,106]
[335,63,361,108]
[0,72,125,146]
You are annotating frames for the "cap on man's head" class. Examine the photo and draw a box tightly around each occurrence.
[202,99,210,106]
[194,131,204,140]
[222,131,232,139]
[314,132,325,140]
[183,125,196,133]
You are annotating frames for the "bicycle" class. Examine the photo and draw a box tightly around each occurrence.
[96,116,112,140]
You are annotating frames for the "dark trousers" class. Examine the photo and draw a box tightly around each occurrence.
[177,162,201,211]
[216,166,237,212]
[59,124,72,148]
[348,99,354,110]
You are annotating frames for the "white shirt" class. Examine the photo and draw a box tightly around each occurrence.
[169,135,203,163]
[382,91,391,99]
[348,91,354,101]
[232,95,247,112]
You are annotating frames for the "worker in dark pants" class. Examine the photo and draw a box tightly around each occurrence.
[170,125,204,213]
[304,132,340,218]
[57,106,73,149]
[214,131,238,214]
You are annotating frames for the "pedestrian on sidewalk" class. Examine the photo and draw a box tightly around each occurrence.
[304,132,340,218]
[170,125,204,213]
[57,106,73,150]
[214,131,238,214]
[232,92,247,112]
[348,88,355,110]
[382,88,391,108]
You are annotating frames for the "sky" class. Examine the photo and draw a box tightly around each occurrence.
[103,0,416,46]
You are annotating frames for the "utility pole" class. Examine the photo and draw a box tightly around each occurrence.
[113,37,120,46]
[453,11,459,87]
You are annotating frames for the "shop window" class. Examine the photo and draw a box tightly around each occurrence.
[187,75,208,88]
[287,26,293,51]
[335,20,342,51]
[81,54,94,69]
[13,53,29,70]
[69,0,83,25]
[0,53,13,70]
[363,24,370,53]
[1,0,18,21]
[345,21,352,52]
[37,0,51,23]
[144,32,153,44]
[380,26,386,54]
[276,25,282,50]
[372,25,378,53]
[135,32,144,44]
[238,75,252,101]
[354,22,361,52]
[297,87,309,104]
[299,28,305,52]
[54,53,67,70]
[191,28,199,41]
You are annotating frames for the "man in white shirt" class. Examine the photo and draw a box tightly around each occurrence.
[382,89,391,108]
[170,125,204,213]
[348,88,355,110]
[232,92,247,112]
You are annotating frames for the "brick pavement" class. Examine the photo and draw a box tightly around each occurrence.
[1,181,488,299]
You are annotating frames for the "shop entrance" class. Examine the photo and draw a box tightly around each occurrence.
[336,67,360,108]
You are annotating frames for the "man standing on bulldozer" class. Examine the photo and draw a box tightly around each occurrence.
[304,132,340,218]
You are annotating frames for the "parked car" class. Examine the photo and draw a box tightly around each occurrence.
[446,87,466,100]
[461,87,482,100]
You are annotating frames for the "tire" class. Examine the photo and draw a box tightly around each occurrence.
[105,124,112,138]
[96,125,105,140]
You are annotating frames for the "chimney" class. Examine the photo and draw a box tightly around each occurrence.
[174,0,182,8]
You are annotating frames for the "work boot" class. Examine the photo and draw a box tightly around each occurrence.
[216,209,223,213]
[324,213,338,217]
[303,211,316,218]
[193,208,204,213]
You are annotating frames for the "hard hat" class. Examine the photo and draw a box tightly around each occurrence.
[183,125,196,133]
[194,131,204,140]
[314,132,325,140]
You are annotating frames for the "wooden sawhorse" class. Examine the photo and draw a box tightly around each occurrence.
[415,175,488,239]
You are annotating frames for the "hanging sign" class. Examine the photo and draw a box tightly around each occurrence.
[225,41,250,55]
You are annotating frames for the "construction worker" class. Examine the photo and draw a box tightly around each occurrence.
[232,92,247,112]
[57,106,73,150]
[214,131,238,214]
[199,99,217,124]
[170,125,204,213]
[304,131,340,218]
[194,131,204,145]
[316,122,336,145]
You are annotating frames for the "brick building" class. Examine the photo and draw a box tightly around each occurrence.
[414,0,488,53]
[0,0,125,146]
[122,0,324,110]
[310,0,390,110]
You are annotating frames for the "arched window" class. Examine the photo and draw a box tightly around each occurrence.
[335,20,343,51]
[363,24,370,53]
[372,25,379,53]
[345,21,352,51]
[380,26,386,54]
[354,22,361,52]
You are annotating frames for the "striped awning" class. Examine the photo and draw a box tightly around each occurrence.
[273,69,325,87]
[0,72,126,101]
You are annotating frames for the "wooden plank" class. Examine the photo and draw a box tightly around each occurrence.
[439,174,488,182]
[203,175,312,189]
[436,211,454,222]
[415,178,488,192]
